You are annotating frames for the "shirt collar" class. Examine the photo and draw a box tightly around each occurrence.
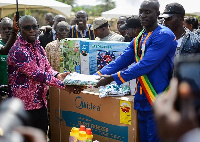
[18,35,40,46]
[0,39,5,46]
[76,24,89,32]
[183,28,193,39]
[52,28,56,34]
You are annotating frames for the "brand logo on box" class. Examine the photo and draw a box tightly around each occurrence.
[75,96,101,111]
[91,45,112,49]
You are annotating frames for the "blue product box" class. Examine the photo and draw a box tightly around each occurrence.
[80,40,130,75]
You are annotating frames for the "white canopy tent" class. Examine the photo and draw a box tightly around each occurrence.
[159,0,200,16]
[101,0,140,19]
[102,0,200,19]
[0,0,72,18]
[101,6,139,19]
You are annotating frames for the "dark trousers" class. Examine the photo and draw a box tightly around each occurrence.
[26,107,48,135]
[138,110,161,142]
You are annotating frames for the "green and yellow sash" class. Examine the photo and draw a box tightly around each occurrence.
[134,30,158,105]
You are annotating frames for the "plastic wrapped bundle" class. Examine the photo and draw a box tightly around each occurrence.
[63,72,100,86]
[99,82,131,98]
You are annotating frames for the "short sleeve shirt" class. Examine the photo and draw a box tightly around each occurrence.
[0,40,8,85]
[95,31,124,42]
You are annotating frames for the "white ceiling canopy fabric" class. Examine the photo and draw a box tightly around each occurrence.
[0,0,72,18]
[102,0,200,19]
[101,0,140,19]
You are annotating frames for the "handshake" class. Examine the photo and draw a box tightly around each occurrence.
[59,72,101,94]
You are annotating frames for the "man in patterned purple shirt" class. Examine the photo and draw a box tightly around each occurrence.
[7,15,79,135]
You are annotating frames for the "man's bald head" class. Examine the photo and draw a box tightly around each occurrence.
[56,21,70,30]
[19,15,37,28]
[46,13,53,17]
[0,17,13,43]
[54,15,65,22]
[141,0,160,12]
[0,17,13,27]
[45,13,54,26]
[53,14,66,30]
[75,10,88,18]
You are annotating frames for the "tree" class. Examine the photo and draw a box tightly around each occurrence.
[72,5,101,17]
[56,0,76,6]
[97,0,115,11]
[55,0,116,17]
[72,0,116,17]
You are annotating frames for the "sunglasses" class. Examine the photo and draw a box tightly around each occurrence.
[164,15,175,21]
[75,16,87,20]
[22,25,39,31]
[58,28,69,32]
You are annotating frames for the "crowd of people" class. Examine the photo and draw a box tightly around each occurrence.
[0,0,200,141]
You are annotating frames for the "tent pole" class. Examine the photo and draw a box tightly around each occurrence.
[1,8,3,18]
[25,5,26,15]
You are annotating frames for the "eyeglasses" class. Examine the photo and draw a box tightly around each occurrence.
[22,25,39,31]
[58,28,69,32]
[2,27,13,31]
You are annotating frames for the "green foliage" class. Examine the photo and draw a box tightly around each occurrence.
[72,0,116,17]
[72,5,101,17]
[55,0,76,6]
[54,0,116,17]
[97,0,116,11]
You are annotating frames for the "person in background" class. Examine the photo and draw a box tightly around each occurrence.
[120,15,143,41]
[0,16,18,102]
[38,13,54,36]
[7,15,83,135]
[45,21,70,71]
[153,77,200,142]
[45,13,54,27]
[94,0,177,141]
[45,21,70,141]
[93,17,124,41]
[117,16,133,42]
[0,18,13,51]
[38,25,52,49]
[69,10,95,40]
[39,14,66,48]
[117,16,127,37]
[51,15,66,40]
[70,18,76,26]
[160,2,200,58]
[0,17,18,55]
[183,16,200,36]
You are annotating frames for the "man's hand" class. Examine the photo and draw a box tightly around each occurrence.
[13,14,19,32]
[56,72,70,81]
[153,78,198,141]
[94,75,114,88]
